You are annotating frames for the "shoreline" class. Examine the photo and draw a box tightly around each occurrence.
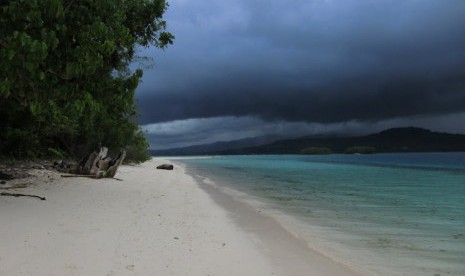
[186,168,364,276]
[1,158,361,276]
[171,154,465,276]
[170,159,365,276]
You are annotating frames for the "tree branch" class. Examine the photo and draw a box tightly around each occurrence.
[1,192,46,201]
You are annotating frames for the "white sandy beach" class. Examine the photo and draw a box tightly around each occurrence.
[0,159,361,276]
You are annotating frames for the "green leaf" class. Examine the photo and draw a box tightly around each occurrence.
[7,49,15,60]
[0,0,173,161]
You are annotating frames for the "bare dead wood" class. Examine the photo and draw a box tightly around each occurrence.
[60,174,123,181]
[80,150,98,174]
[1,192,46,201]
[61,174,98,178]
[104,150,126,178]
[98,157,112,172]
[59,148,126,180]
[90,147,108,175]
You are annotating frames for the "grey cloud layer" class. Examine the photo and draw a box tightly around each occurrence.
[137,0,465,125]
[144,112,465,150]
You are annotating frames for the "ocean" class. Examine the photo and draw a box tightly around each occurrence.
[172,153,465,276]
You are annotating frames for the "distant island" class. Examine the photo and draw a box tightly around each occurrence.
[151,127,465,156]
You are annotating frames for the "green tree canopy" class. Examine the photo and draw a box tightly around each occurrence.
[0,0,173,160]
[300,147,332,155]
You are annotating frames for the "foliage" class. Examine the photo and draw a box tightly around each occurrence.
[124,129,151,163]
[207,128,465,155]
[300,147,332,155]
[344,146,377,154]
[0,0,173,161]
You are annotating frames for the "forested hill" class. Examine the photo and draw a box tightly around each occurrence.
[150,135,280,156]
[222,127,465,154]
[153,127,465,156]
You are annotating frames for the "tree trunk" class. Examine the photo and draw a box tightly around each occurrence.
[103,150,126,178]
[90,147,108,175]
[80,151,98,174]
[60,147,125,179]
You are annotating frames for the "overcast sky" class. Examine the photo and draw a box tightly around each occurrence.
[135,0,465,149]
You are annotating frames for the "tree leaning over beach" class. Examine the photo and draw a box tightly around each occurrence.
[0,0,174,161]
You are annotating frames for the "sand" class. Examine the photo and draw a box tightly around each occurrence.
[0,159,362,276]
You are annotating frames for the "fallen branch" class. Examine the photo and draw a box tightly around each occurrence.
[1,192,46,201]
[56,147,126,179]
[61,174,98,178]
[60,174,123,181]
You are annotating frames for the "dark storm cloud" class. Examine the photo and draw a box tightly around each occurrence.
[137,0,465,125]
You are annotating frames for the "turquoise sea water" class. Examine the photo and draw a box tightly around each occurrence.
[173,153,465,276]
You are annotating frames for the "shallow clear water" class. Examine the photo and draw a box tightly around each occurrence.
[173,153,465,275]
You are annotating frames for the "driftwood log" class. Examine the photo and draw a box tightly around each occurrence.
[61,147,126,179]
[1,192,46,201]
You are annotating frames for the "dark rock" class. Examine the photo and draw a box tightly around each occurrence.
[157,164,174,170]
[0,180,6,185]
